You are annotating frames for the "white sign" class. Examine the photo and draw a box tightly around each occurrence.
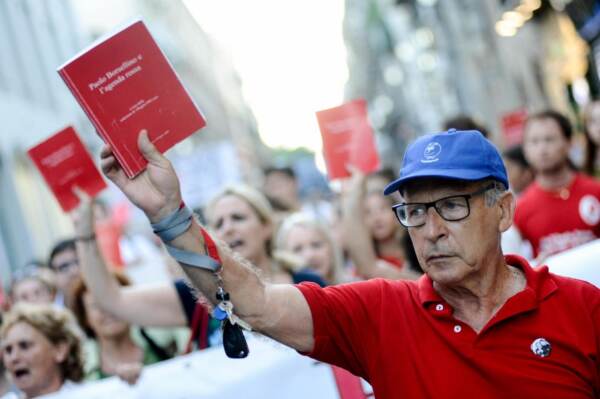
[172,141,242,209]
[545,239,600,288]
[42,336,372,399]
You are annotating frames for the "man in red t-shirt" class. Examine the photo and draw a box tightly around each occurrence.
[100,129,600,398]
[515,110,600,259]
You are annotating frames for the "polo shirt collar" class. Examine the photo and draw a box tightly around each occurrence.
[418,254,558,308]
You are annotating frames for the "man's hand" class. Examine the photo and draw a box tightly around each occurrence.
[100,130,182,222]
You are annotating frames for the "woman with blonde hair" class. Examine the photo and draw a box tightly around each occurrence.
[0,303,84,398]
[206,185,325,285]
[275,212,348,285]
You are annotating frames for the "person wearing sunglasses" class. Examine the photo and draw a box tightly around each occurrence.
[100,129,600,398]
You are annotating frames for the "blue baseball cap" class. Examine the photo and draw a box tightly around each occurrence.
[383,129,509,195]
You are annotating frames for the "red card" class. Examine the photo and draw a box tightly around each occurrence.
[501,108,528,147]
[27,126,107,212]
[316,99,380,179]
[57,20,206,178]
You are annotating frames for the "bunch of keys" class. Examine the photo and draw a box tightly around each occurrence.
[212,287,250,358]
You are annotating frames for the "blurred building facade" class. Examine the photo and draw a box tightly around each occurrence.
[0,0,265,276]
[343,0,589,171]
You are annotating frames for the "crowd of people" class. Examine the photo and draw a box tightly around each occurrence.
[1,105,599,397]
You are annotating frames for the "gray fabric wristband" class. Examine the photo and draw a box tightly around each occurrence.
[164,244,221,272]
[151,204,222,272]
[151,205,193,242]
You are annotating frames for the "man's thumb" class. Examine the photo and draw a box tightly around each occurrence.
[138,130,163,164]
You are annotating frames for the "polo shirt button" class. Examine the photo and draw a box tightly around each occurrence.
[435,304,444,311]
[453,325,462,333]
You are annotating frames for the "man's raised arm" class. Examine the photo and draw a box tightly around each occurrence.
[100,130,315,352]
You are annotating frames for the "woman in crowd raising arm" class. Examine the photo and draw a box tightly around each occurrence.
[341,167,421,280]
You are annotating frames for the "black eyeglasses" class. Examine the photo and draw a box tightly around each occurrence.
[392,184,495,228]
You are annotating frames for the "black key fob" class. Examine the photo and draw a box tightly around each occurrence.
[223,319,249,358]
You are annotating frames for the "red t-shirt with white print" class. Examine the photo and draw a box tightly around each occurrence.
[514,173,600,257]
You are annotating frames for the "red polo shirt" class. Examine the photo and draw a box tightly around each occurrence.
[297,255,600,398]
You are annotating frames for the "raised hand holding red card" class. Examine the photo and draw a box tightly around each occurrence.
[27,126,107,212]
[58,19,206,178]
[316,99,380,180]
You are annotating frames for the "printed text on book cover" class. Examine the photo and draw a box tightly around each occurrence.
[58,20,206,177]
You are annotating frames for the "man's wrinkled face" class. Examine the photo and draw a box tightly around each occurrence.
[402,179,504,286]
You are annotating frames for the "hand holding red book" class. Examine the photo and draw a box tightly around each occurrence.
[27,126,107,212]
[316,99,380,180]
[58,19,206,178]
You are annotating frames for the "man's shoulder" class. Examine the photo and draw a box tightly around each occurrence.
[300,277,416,291]
[509,255,599,300]
[545,268,600,306]
[343,277,417,291]
[297,277,417,303]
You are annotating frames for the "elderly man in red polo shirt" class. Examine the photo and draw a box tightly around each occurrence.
[100,129,600,398]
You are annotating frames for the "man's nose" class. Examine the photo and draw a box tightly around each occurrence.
[422,207,447,242]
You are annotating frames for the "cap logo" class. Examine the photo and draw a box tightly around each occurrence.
[530,338,551,358]
[421,142,442,163]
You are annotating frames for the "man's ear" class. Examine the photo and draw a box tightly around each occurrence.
[498,191,515,233]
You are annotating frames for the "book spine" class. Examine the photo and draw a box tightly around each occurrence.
[58,68,136,178]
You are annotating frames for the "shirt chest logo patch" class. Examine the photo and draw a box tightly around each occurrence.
[530,338,552,358]
[578,195,600,226]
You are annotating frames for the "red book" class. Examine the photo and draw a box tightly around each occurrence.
[27,126,107,212]
[316,99,380,179]
[57,20,206,178]
[501,108,528,147]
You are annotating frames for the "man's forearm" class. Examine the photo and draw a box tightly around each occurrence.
[167,218,269,329]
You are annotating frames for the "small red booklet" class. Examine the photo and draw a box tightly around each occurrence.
[501,108,528,147]
[57,19,206,178]
[316,99,380,179]
[27,126,107,212]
